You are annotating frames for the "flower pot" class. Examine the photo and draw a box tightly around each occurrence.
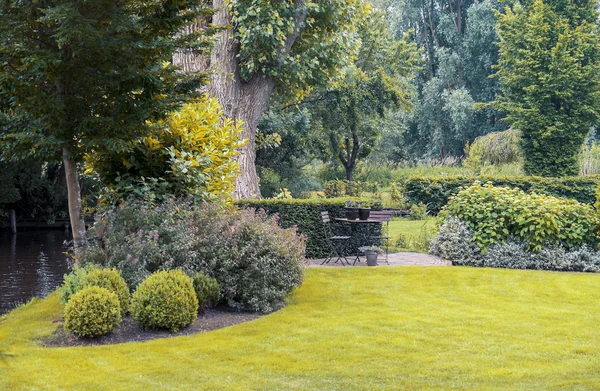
[345,208,359,220]
[365,250,378,266]
[358,208,371,220]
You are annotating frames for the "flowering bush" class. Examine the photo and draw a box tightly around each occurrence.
[80,199,306,312]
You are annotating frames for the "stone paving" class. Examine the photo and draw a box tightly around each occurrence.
[308,251,451,267]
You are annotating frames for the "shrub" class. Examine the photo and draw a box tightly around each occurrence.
[64,287,122,338]
[463,129,522,169]
[441,182,599,250]
[85,96,244,207]
[82,200,306,312]
[405,175,600,214]
[59,265,94,304]
[408,203,427,220]
[80,268,130,316]
[235,197,381,258]
[429,218,481,263]
[131,270,198,332]
[192,272,221,308]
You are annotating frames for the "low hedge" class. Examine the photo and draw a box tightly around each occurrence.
[235,198,382,259]
[405,175,600,214]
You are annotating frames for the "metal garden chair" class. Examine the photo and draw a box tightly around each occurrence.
[369,210,394,265]
[320,211,351,265]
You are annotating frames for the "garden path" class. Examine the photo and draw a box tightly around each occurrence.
[309,251,450,267]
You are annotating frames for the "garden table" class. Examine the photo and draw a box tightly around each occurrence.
[335,218,384,265]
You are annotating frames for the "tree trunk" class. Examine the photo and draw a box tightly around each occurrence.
[208,0,277,199]
[345,166,353,181]
[62,147,86,251]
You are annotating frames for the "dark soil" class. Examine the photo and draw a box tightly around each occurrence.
[44,306,263,347]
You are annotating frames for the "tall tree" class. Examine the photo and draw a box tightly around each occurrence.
[181,0,366,198]
[0,0,212,248]
[494,0,600,176]
[309,9,421,180]
[383,0,504,160]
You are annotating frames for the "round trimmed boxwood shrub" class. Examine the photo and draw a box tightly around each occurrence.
[64,287,122,338]
[131,270,198,332]
[80,268,130,316]
[192,272,221,309]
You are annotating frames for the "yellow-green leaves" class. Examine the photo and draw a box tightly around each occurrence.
[442,182,599,251]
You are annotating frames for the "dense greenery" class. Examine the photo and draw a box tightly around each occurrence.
[405,174,600,213]
[440,183,598,250]
[130,270,198,332]
[494,0,600,176]
[236,198,382,259]
[463,129,522,170]
[0,0,213,243]
[81,200,305,312]
[86,97,243,207]
[432,218,600,272]
[78,268,130,317]
[192,272,221,309]
[63,286,122,338]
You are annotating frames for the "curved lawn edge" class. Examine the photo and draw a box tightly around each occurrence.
[3,267,600,390]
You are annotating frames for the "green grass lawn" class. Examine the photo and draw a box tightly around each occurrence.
[2,267,600,390]
[387,217,438,252]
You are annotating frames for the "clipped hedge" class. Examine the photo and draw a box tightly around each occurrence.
[405,175,600,214]
[235,198,382,259]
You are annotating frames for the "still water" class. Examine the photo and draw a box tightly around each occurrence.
[0,230,71,315]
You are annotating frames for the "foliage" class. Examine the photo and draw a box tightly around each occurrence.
[405,174,600,214]
[358,245,384,254]
[236,198,382,259]
[0,160,68,223]
[494,0,600,176]
[192,272,221,309]
[63,287,122,338]
[579,143,600,175]
[400,0,506,160]
[0,0,214,242]
[86,97,243,207]
[80,200,306,312]
[323,180,378,198]
[130,270,198,332]
[429,217,481,262]
[463,129,522,170]
[80,268,130,316]
[408,203,427,220]
[307,8,421,180]
[229,0,366,95]
[441,182,599,250]
[59,265,95,304]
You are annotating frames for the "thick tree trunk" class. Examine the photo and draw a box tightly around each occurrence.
[208,0,277,199]
[62,147,86,251]
[345,166,354,181]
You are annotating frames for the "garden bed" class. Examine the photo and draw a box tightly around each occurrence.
[44,306,263,347]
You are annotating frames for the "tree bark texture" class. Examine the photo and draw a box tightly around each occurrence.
[176,0,306,199]
[62,147,86,250]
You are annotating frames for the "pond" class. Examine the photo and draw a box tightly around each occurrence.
[0,230,71,315]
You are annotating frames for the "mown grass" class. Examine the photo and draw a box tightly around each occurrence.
[2,267,600,390]
[387,217,438,252]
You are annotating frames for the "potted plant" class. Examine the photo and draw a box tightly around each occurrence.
[359,245,383,266]
[344,200,360,220]
[358,204,371,220]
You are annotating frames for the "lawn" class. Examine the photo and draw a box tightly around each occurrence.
[387,217,438,252]
[2,267,600,390]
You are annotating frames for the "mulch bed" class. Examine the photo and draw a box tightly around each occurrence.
[44,306,263,347]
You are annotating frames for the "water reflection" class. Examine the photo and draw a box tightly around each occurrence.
[0,230,71,315]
